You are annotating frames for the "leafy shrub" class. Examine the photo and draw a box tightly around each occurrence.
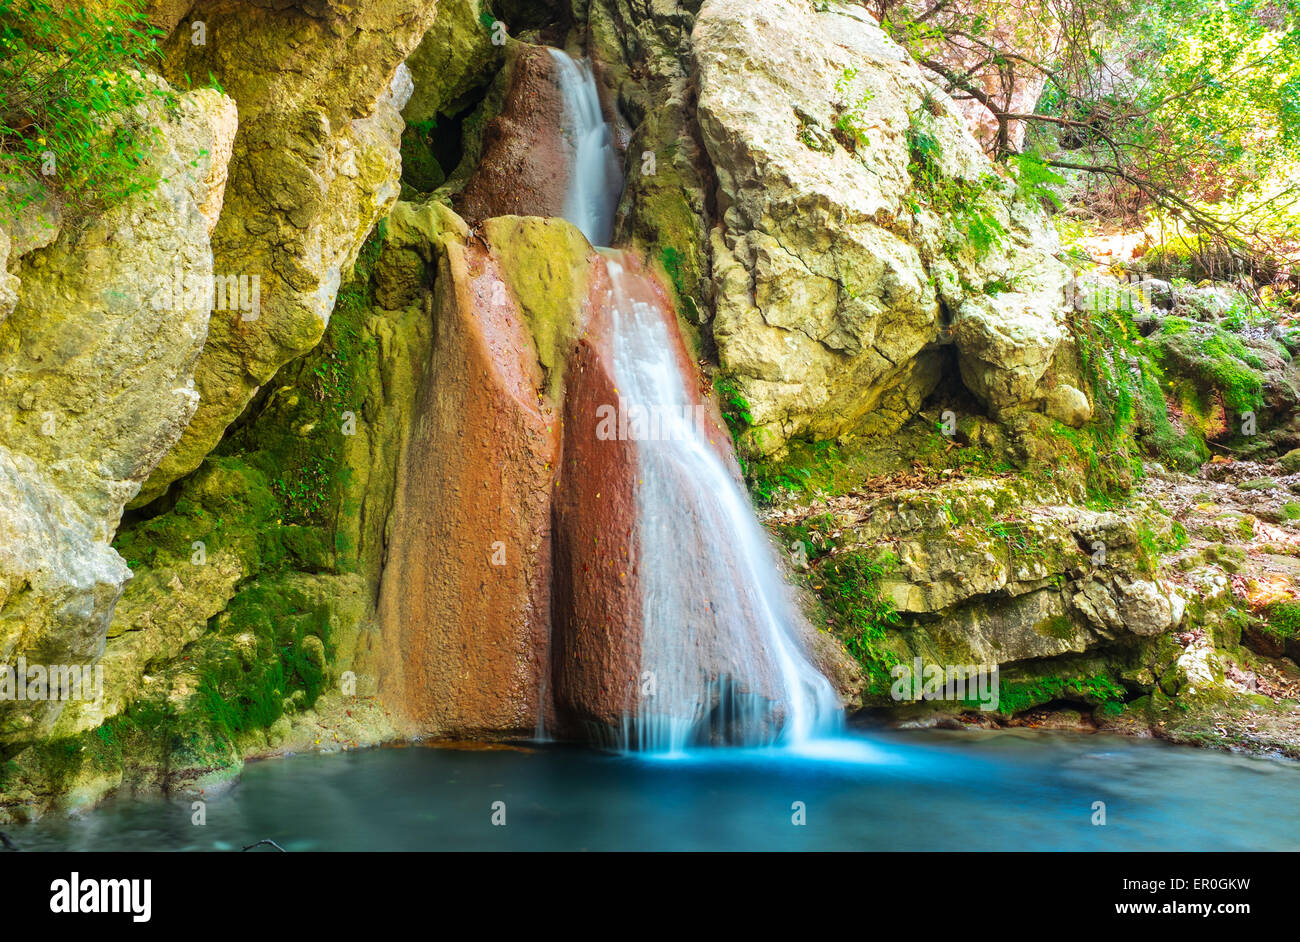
[0,0,173,222]
[831,66,875,150]
[813,551,901,692]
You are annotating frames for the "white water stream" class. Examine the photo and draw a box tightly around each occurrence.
[548,48,840,751]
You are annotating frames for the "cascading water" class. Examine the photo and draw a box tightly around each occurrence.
[603,259,843,752]
[546,49,623,247]
[548,48,841,752]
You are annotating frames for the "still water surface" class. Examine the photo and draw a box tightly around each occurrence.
[11,730,1298,851]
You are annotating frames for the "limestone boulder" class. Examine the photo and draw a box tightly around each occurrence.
[1046,384,1092,428]
[0,228,14,326]
[819,477,1188,695]
[136,0,437,505]
[693,0,1070,453]
[0,84,237,750]
[403,0,504,126]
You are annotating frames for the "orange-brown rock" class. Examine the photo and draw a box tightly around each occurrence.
[549,256,644,737]
[456,46,571,225]
[549,251,747,738]
[378,235,559,738]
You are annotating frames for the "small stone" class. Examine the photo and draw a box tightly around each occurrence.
[1046,384,1091,428]
[1136,278,1174,311]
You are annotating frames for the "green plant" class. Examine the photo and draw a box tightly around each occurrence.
[712,372,754,448]
[986,519,1044,559]
[1011,150,1066,210]
[813,551,901,692]
[1263,600,1300,640]
[906,113,1006,258]
[831,66,875,150]
[0,0,173,222]
[745,438,848,504]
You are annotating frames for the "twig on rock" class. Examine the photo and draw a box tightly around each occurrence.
[241,839,287,852]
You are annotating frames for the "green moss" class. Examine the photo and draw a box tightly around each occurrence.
[744,438,859,504]
[192,578,334,746]
[1066,297,1208,481]
[659,244,702,323]
[400,118,447,193]
[1038,614,1076,640]
[1152,317,1266,416]
[114,455,289,574]
[809,550,902,694]
[619,104,709,320]
[482,215,591,399]
[1131,516,1187,577]
[217,222,386,535]
[986,673,1127,716]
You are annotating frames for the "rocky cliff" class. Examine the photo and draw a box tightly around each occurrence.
[2,0,1297,819]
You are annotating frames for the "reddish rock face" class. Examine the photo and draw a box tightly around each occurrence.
[456,46,571,225]
[549,251,755,740]
[378,238,559,738]
[376,235,849,745]
[549,257,643,738]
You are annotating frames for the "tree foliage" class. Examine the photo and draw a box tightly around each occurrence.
[875,0,1300,276]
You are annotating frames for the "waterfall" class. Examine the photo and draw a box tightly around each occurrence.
[546,49,623,248]
[548,48,840,752]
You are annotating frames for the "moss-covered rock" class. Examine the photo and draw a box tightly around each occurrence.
[483,215,594,398]
[3,204,435,816]
[403,0,504,127]
[0,80,237,754]
[135,0,438,507]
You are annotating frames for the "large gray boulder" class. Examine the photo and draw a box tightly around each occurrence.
[694,0,1070,454]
